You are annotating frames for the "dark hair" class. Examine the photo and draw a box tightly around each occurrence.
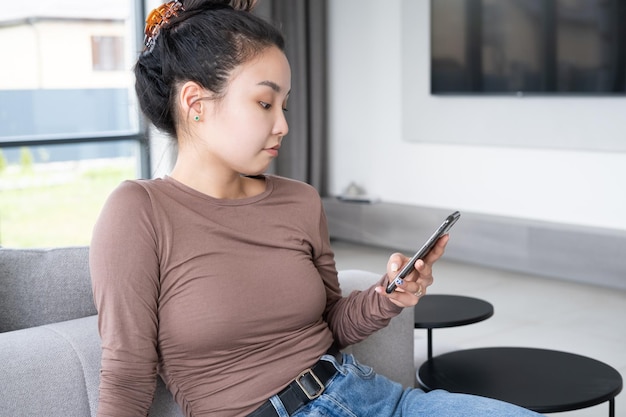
[134,0,285,137]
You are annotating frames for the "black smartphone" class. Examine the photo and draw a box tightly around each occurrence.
[385,211,461,294]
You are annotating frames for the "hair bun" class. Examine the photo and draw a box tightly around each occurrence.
[183,0,257,12]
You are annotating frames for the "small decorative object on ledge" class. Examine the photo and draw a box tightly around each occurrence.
[336,182,381,204]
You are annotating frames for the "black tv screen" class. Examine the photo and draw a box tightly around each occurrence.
[431,0,626,95]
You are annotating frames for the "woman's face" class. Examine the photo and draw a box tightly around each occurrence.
[194,46,291,176]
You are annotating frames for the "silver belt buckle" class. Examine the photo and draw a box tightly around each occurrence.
[295,368,324,400]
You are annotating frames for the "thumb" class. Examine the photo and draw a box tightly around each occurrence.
[386,253,404,279]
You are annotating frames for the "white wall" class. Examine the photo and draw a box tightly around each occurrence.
[327,0,626,231]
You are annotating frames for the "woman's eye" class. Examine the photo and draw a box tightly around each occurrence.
[259,101,288,112]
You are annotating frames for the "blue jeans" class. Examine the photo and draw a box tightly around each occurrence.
[269,353,543,417]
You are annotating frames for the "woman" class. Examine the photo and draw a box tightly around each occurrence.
[90,1,543,416]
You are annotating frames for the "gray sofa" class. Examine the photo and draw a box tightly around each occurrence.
[0,247,414,417]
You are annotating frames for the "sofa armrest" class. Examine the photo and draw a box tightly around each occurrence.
[338,270,415,387]
[0,316,98,416]
[0,315,184,417]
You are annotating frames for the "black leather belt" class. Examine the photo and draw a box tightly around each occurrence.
[247,349,342,417]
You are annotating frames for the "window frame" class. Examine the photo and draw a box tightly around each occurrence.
[0,0,151,178]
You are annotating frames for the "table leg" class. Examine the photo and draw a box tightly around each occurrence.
[427,328,433,360]
[609,398,614,417]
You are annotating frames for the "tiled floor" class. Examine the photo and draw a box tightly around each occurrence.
[331,239,625,417]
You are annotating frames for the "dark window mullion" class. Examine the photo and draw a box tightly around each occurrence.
[542,0,557,91]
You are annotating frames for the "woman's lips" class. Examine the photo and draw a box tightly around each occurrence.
[265,145,280,157]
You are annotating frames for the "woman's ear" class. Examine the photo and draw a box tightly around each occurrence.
[179,81,205,121]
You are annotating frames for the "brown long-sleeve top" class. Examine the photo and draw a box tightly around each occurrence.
[90,175,402,417]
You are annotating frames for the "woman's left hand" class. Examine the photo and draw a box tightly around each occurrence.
[375,234,449,308]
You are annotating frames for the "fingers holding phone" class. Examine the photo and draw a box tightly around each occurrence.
[378,249,436,306]
[375,212,459,307]
[423,232,449,265]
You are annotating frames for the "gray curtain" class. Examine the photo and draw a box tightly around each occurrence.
[256,0,328,195]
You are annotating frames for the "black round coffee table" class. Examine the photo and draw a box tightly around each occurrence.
[418,347,623,416]
[414,294,494,359]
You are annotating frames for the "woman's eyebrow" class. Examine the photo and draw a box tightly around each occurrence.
[257,80,289,95]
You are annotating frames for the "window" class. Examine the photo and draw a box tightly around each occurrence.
[0,0,148,248]
[0,141,139,247]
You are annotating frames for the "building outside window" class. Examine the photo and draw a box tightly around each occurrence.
[92,36,126,71]
[0,0,146,247]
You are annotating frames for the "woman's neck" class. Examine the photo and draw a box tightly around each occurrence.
[170,154,265,200]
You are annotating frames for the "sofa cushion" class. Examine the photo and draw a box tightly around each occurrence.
[0,246,96,332]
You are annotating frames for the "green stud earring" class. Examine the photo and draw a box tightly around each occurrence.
[194,115,200,121]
